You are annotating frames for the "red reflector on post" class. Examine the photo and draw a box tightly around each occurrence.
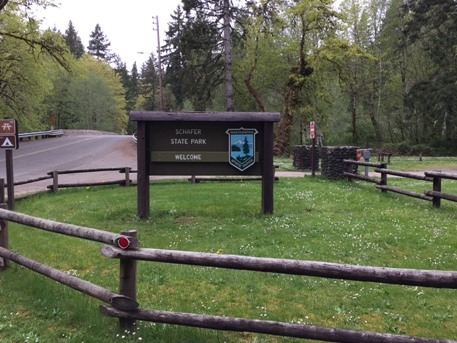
[117,236,131,249]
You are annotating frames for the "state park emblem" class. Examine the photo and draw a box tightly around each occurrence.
[226,127,258,171]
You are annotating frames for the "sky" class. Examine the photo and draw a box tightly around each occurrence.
[38,0,183,70]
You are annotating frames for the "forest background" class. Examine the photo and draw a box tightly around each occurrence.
[0,0,455,156]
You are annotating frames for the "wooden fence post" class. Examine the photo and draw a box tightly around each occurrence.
[124,168,130,187]
[0,179,8,270]
[432,175,441,208]
[52,171,59,193]
[380,163,387,193]
[6,150,14,210]
[0,178,4,204]
[119,230,137,331]
[347,162,353,183]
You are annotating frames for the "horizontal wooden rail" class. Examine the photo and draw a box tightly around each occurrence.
[99,305,454,343]
[47,180,127,189]
[3,175,53,188]
[374,168,433,181]
[425,171,457,181]
[376,185,433,201]
[0,208,139,247]
[47,167,130,176]
[0,247,138,310]
[343,172,381,184]
[100,246,457,289]
[343,159,385,168]
[424,190,457,202]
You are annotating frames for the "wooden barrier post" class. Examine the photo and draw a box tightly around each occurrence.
[380,163,387,193]
[6,150,14,210]
[347,162,353,183]
[432,175,441,208]
[124,168,130,187]
[0,178,4,204]
[51,171,59,193]
[119,230,137,331]
[0,179,7,270]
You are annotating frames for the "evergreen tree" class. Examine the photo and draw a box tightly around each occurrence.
[166,7,223,110]
[87,23,112,61]
[113,54,130,87]
[139,54,158,111]
[128,62,140,109]
[165,0,243,111]
[164,6,186,109]
[63,20,85,59]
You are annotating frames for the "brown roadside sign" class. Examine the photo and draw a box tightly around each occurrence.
[0,119,18,149]
[0,136,17,149]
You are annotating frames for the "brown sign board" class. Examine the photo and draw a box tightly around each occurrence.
[0,119,18,150]
[147,121,263,175]
[130,111,280,218]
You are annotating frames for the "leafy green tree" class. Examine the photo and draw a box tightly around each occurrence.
[403,0,457,145]
[47,56,127,132]
[274,0,342,155]
[87,23,112,61]
[63,20,85,59]
[0,0,8,11]
[337,0,384,146]
[0,3,74,131]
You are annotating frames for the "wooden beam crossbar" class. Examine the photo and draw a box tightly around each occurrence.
[424,190,457,202]
[424,171,457,181]
[343,159,385,168]
[100,246,457,289]
[47,167,131,176]
[47,180,127,189]
[343,172,381,184]
[374,168,433,181]
[376,185,433,201]
[0,246,138,310]
[0,208,139,247]
[99,305,455,343]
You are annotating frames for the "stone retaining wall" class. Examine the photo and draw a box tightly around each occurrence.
[321,146,357,180]
[293,145,358,180]
[293,145,319,170]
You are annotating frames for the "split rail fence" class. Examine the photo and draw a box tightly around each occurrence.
[0,205,456,342]
[2,167,133,194]
[344,160,457,208]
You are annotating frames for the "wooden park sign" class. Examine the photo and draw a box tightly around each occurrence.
[130,111,280,218]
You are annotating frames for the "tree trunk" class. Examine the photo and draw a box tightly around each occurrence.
[275,83,298,155]
[368,80,382,146]
[274,18,309,156]
[0,0,8,11]
[350,82,357,144]
[223,0,234,111]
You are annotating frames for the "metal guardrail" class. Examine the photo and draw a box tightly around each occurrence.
[18,130,64,140]
[132,132,137,143]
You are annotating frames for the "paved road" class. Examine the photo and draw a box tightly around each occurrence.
[0,134,137,196]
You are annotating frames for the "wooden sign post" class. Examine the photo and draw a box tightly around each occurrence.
[130,111,280,219]
[0,119,19,210]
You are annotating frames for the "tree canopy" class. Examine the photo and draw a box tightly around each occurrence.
[1,0,457,153]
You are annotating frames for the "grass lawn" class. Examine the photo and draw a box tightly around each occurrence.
[274,155,457,172]
[0,174,456,342]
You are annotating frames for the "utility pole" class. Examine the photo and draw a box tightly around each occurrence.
[152,15,164,111]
